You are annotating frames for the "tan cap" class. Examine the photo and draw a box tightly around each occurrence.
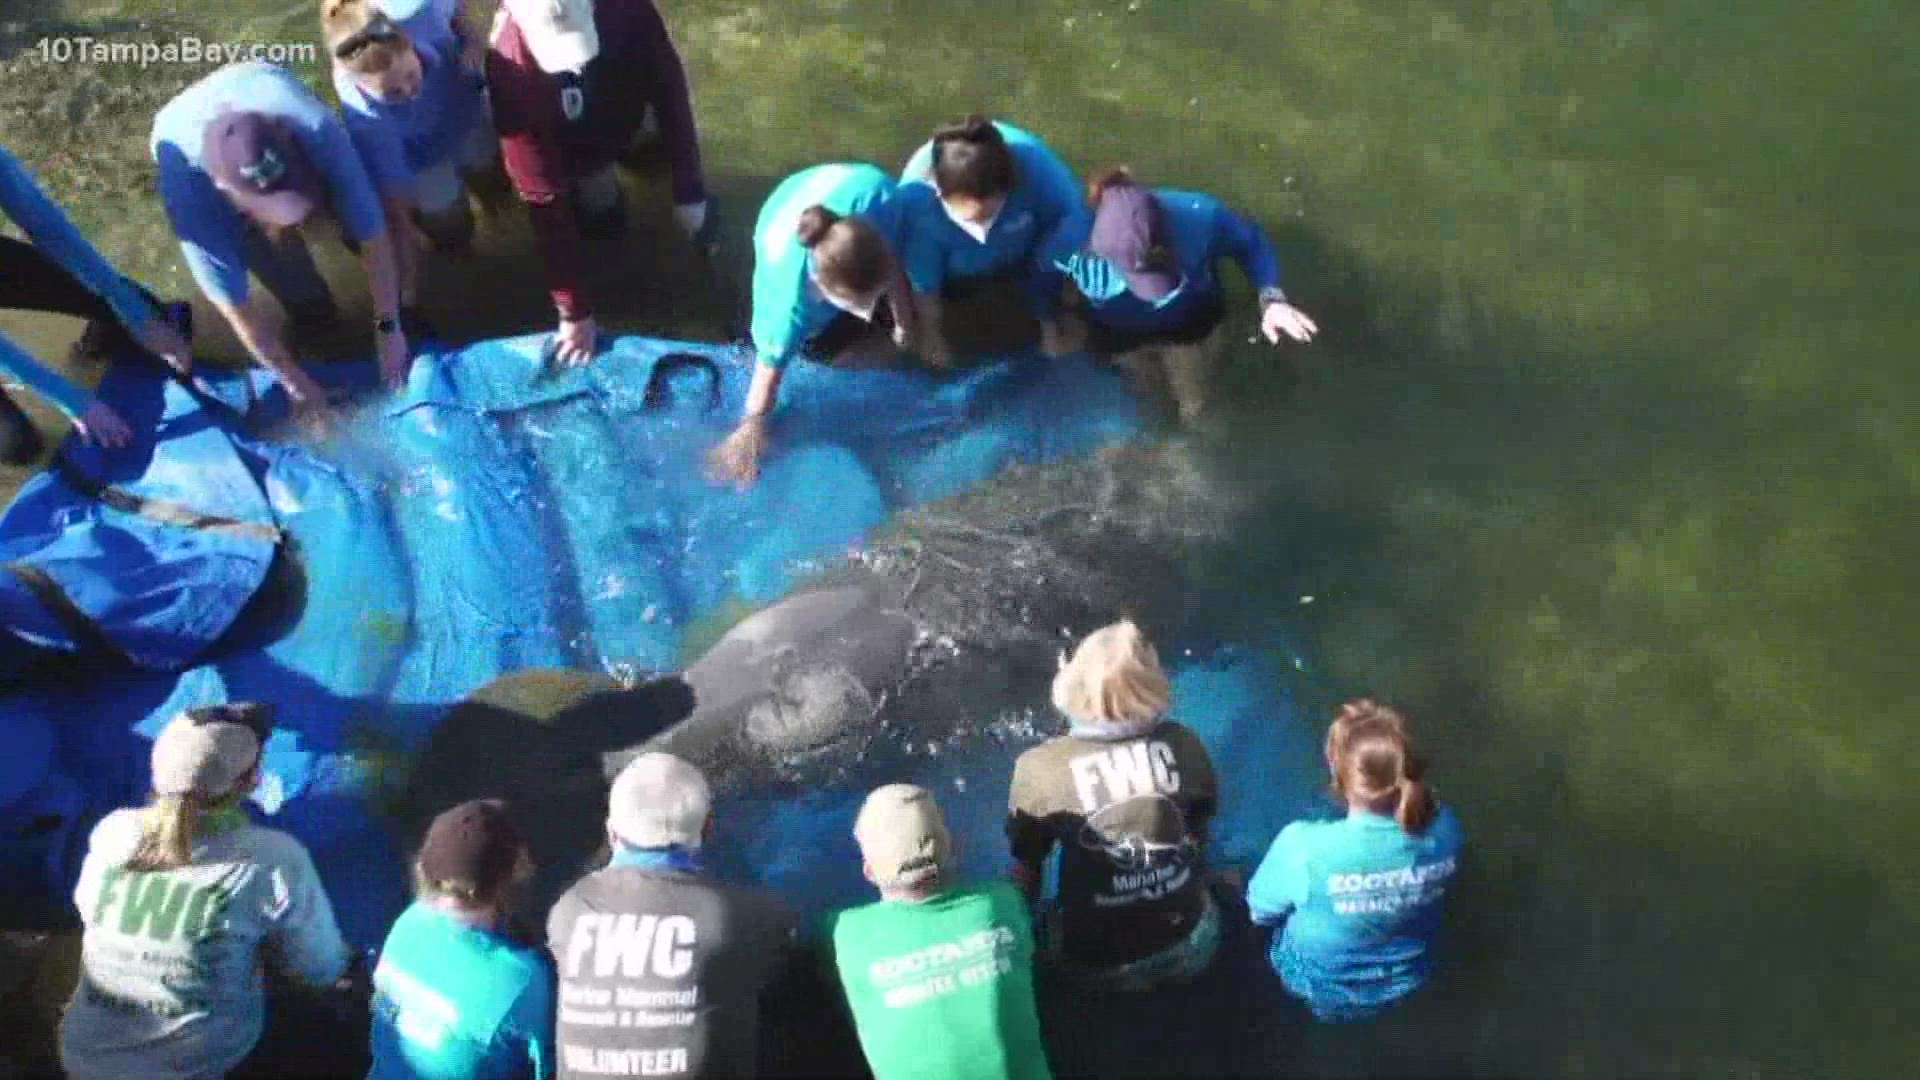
[854,784,952,889]
[150,706,266,798]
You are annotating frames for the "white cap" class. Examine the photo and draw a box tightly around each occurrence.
[504,0,600,74]
[150,707,265,799]
[854,784,952,890]
[607,752,711,849]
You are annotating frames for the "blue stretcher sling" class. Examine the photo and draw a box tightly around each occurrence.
[0,335,1139,941]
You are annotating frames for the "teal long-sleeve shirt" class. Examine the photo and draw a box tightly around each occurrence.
[0,143,157,418]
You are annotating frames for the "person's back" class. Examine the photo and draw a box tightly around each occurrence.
[548,752,794,1079]
[59,705,349,1080]
[826,880,1051,1080]
[1008,621,1221,984]
[369,800,554,1080]
[1247,699,1464,1021]
[829,783,1052,1080]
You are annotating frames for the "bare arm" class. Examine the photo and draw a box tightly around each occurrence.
[210,295,326,406]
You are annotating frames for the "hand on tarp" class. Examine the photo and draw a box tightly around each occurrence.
[708,413,769,488]
[553,314,599,367]
[73,398,133,448]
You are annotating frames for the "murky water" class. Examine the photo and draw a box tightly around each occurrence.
[3,0,1916,1075]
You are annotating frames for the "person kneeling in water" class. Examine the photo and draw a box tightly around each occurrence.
[896,116,1087,366]
[1246,700,1464,1022]
[825,784,1053,1080]
[1044,166,1318,424]
[1006,620,1224,991]
[710,163,919,485]
[546,753,797,1080]
[367,799,554,1079]
[59,704,352,1080]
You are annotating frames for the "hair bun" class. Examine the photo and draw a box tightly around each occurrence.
[795,204,841,247]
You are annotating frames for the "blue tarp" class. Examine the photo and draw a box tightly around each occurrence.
[0,334,1141,941]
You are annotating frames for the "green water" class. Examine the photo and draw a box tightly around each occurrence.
[3,0,1916,1074]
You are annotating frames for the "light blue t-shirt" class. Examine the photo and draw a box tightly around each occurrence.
[1246,806,1464,1022]
[151,62,387,306]
[1041,187,1283,334]
[0,144,156,417]
[367,901,555,1080]
[335,36,485,200]
[749,163,904,371]
[897,121,1085,315]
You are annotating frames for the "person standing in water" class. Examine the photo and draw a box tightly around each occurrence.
[824,783,1053,1080]
[324,0,498,333]
[709,162,919,485]
[1246,699,1464,1022]
[1006,620,1224,991]
[58,704,352,1080]
[367,798,554,1079]
[151,62,412,414]
[0,143,192,458]
[1043,166,1318,424]
[896,116,1087,366]
[487,0,712,366]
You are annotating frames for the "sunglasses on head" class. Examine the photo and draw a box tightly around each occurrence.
[332,14,403,61]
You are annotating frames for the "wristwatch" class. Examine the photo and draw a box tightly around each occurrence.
[374,315,399,336]
[1257,286,1289,309]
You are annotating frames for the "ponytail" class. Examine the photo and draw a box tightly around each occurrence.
[125,794,205,872]
[797,204,892,298]
[930,115,1014,200]
[1087,164,1137,207]
[1327,698,1437,835]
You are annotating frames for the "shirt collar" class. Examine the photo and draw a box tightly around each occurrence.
[610,844,703,874]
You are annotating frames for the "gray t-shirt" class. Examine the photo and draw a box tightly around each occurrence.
[547,865,796,1079]
[59,809,350,1080]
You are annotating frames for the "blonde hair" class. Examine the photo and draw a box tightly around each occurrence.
[1051,620,1171,728]
[321,0,413,76]
[124,789,247,873]
[1325,699,1437,834]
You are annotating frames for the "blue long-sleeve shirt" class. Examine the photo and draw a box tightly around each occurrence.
[1246,806,1464,1022]
[749,163,904,371]
[0,144,157,417]
[335,36,486,202]
[1043,187,1282,334]
[897,122,1085,317]
[151,63,388,307]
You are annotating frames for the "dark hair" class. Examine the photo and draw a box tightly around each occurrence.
[929,115,1015,200]
[1326,699,1437,834]
[796,205,893,297]
[1087,164,1137,207]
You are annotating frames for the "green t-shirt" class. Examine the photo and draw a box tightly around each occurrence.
[823,882,1052,1080]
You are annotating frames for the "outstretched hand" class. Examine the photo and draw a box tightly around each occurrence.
[1262,301,1319,345]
